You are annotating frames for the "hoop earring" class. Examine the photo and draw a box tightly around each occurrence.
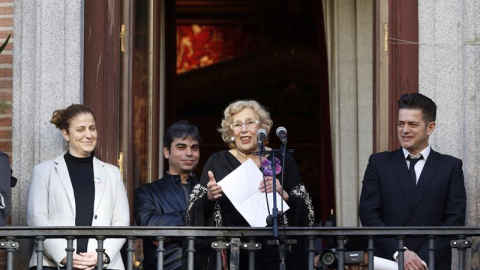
[231,136,235,142]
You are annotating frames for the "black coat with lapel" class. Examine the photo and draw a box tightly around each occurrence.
[359,148,466,269]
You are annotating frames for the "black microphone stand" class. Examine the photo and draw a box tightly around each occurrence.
[254,144,294,270]
[254,146,284,237]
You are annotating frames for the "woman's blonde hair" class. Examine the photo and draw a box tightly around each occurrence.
[218,100,273,149]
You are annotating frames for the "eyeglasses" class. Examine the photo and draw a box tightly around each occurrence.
[230,120,261,131]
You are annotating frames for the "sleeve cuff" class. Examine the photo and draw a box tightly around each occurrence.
[0,194,5,209]
[393,247,408,261]
[393,248,428,270]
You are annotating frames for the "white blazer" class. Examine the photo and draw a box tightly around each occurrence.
[27,154,130,269]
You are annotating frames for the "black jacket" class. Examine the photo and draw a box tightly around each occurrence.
[359,148,466,270]
[134,173,198,270]
[0,151,11,226]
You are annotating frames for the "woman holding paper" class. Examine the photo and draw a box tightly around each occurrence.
[186,100,314,270]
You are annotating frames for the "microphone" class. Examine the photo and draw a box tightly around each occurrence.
[256,128,267,148]
[276,126,287,144]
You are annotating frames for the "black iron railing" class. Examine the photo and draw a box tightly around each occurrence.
[0,226,476,270]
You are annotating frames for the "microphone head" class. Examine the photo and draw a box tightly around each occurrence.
[276,126,287,137]
[257,128,267,138]
[256,128,268,149]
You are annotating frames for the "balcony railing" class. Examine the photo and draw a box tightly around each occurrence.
[0,226,477,270]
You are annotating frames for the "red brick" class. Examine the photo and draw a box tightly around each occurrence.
[1,43,13,51]
[0,129,11,139]
[0,116,12,126]
[0,54,12,63]
[0,142,11,152]
[0,80,12,88]
[0,32,13,39]
[0,18,12,27]
[0,92,12,101]
[0,68,12,77]
[4,108,11,114]
[0,107,12,114]
[0,6,13,15]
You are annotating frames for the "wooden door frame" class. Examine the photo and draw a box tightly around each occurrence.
[84,0,122,165]
[120,0,135,220]
[84,0,175,219]
[84,0,137,221]
[387,0,419,151]
[373,0,390,153]
[373,0,419,152]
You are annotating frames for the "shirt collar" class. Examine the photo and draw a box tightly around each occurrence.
[402,145,431,161]
[165,171,196,183]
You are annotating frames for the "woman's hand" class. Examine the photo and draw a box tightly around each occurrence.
[61,252,98,270]
[259,176,289,201]
[206,171,222,201]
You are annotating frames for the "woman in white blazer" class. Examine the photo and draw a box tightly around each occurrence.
[27,104,129,270]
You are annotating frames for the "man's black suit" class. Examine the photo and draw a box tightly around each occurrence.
[359,148,466,270]
[134,173,198,270]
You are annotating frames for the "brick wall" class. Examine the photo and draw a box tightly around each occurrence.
[0,0,13,268]
[0,0,13,158]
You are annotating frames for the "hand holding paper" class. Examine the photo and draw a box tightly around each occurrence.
[259,176,289,201]
[217,159,289,227]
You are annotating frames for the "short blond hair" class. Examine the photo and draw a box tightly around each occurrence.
[218,100,273,149]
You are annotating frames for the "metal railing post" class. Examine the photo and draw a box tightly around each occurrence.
[186,236,195,270]
[156,236,165,270]
[229,238,241,269]
[96,236,105,269]
[126,237,135,270]
[213,237,224,270]
[4,237,18,270]
[367,236,374,270]
[278,237,287,270]
[397,238,405,270]
[307,236,315,270]
[451,236,470,270]
[337,236,345,270]
[35,236,45,270]
[65,236,75,270]
[428,236,435,270]
[249,237,256,270]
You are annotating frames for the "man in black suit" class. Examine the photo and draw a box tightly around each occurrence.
[134,120,201,270]
[359,93,466,270]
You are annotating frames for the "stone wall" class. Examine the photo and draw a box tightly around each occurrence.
[419,1,480,269]
[12,0,83,268]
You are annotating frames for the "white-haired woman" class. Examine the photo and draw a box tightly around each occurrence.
[186,100,315,270]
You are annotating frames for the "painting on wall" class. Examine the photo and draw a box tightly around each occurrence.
[176,24,252,74]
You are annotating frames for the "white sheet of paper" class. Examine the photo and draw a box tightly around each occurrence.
[373,257,399,270]
[217,158,289,227]
[372,256,429,270]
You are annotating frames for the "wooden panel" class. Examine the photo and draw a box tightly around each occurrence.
[373,0,389,153]
[84,0,122,165]
[121,0,135,224]
[388,0,419,150]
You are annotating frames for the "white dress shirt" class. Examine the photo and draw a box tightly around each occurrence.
[402,146,431,184]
